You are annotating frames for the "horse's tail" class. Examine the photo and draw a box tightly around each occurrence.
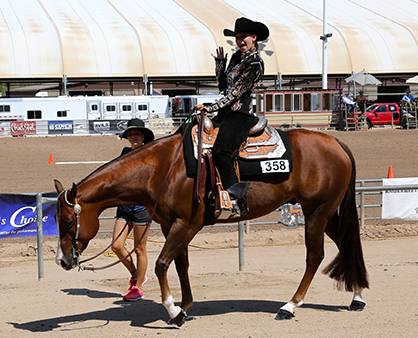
[323,140,369,291]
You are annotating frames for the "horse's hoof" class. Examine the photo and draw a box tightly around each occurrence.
[349,300,366,311]
[169,309,187,327]
[275,309,295,320]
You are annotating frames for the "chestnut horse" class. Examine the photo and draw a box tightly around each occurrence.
[54,127,368,326]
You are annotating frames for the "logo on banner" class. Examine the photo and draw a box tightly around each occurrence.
[117,120,127,131]
[10,121,36,136]
[48,121,74,134]
[0,193,58,238]
[93,121,110,132]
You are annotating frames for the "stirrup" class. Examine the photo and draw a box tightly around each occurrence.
[227,182,250,217]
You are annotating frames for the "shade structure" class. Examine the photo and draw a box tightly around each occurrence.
[345,69,382,86]
[2,0,418,80]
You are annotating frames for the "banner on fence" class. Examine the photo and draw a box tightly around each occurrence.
[10,121,36,136]
[0,193,58,238]
[382,177,418,220]
[48,120,74,134]
[89,120,127,134]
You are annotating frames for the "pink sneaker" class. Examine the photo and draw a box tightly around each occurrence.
[128,276,147,290]
[123,286,144,301]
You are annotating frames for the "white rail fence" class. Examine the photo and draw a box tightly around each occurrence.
[28,179,418,279]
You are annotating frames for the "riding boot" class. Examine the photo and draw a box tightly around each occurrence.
[226,182,250,216]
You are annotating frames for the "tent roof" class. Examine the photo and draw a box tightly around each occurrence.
[1,0,418,81]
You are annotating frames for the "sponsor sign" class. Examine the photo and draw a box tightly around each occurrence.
[10,121,36,136]
[382,177,418,220]
[48,121,74,134]
[0,193,58,238]
[89,120,129,134]
[0,121,10,136]
[148,118,173,133]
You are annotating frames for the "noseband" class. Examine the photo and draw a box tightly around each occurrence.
[58,190,82,267]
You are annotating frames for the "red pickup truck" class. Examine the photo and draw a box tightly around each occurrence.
[365,103,402,128]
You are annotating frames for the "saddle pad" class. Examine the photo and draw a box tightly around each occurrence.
[181,122,293,178]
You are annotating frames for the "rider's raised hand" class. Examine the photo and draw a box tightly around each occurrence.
[211,47,228,61]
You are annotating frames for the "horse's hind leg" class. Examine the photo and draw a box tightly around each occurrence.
[325,212,366,311]
[277,211,329,320]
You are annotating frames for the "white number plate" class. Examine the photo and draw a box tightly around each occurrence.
[260,159,290,173]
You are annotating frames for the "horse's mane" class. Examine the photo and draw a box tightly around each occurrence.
[76,131,182,186]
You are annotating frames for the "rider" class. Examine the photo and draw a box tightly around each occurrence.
[194,17,269,215]
[112,118,154,301]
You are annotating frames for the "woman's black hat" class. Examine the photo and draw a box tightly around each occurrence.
[224,17,269,41]
[118,118,154,143]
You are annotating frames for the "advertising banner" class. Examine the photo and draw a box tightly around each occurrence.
[0,121,10,137]
[48,121,74,134]
[382,177,418,220]
[89,120,128,134]
[0,193,58,238]
[10,121,36,136]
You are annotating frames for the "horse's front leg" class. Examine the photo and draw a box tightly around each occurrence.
[174,245,193,311]
[155,219,201,326]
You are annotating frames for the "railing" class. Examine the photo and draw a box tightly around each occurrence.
[33,179,418,279]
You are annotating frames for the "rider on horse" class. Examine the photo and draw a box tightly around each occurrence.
[194,17,269,216]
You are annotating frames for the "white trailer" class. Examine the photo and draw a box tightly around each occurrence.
[0,95,171,122]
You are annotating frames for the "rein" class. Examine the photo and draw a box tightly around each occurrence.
[62,113,194,271]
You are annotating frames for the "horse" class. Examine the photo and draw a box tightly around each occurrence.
[54,127,368,326]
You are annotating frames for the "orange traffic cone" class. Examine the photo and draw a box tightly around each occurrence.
[48,153,54,164]
[387,165,394,178]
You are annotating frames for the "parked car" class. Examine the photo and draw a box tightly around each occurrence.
[365,103,402,128]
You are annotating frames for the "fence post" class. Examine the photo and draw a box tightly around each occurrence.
[360,181,365,229]
[238,221,244,271]
[36,193,44,280]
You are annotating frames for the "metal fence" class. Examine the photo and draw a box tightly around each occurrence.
[29,179,418,279]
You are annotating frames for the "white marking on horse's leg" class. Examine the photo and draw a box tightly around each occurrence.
[163,295,182,319]
[55,239,63,266]
[280,300,304,314]
[352,288,365,304]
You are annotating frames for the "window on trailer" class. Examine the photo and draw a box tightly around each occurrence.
[257,93,264,114]
[121,104,132,112]
[57,111,67,117]
[0,105,10,112]
[27,110,42,119]
[265,93,283,112]
[322,93,334,111]
[304,93,321,111]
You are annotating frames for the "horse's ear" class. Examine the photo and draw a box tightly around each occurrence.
[70,183,78,200]
[54,179,64,193]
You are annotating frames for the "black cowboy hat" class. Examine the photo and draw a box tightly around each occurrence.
[118,118,154,143]
[223,17,269,41]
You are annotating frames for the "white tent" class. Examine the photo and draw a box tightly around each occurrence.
[1,0,418,80]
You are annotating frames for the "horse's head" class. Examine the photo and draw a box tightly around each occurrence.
[54,179,99,270]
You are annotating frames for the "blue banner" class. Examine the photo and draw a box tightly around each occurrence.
[0,192,58,238]
[48,120,74,134]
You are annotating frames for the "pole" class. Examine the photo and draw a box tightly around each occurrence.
[238,221,244,271]
[143,74,148,95]
[36,193,44,280]
[62,74,67,96]
[321,0,332,90]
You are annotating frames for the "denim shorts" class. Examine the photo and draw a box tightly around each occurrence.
[116,207,151,225]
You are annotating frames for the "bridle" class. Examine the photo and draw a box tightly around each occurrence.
[57,189,82,267]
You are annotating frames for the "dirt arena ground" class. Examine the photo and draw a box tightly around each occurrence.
[1,126,418,337]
